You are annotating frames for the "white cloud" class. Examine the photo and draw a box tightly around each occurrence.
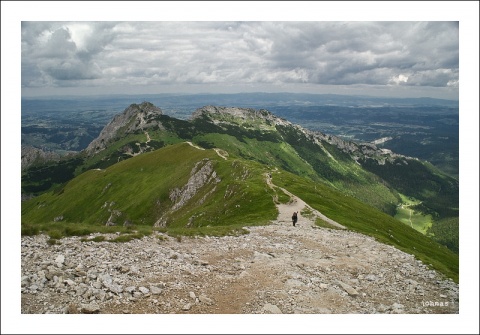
[65,23,93,51]
[389,74,409,85]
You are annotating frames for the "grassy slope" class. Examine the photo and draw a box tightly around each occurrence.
[22,142,278,231]
[361,157,459,219]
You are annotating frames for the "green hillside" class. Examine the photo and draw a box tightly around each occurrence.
[21,141,458,282]
[22,143,278,228]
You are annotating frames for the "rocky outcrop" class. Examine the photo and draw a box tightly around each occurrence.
[155,158,221,227]
[169,159,221,211]
[21,145,62,171]
[85,102,163,155]
[105,210,122,226]
[191,105,292,128]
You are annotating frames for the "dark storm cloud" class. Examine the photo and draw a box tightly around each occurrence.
[21,21,459,94]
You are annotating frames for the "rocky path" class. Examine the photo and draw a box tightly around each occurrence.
[266,173,345,230]
[21,179,459,316]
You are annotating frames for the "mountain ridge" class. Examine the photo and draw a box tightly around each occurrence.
[21,101,459,255]
[190,104,411,164]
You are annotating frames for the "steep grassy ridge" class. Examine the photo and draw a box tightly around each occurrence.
[187,114,401,215]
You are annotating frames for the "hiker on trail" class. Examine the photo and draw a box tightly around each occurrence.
[292,211,298,226]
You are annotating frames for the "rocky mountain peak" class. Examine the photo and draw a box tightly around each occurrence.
[191,105,291,127]
[191,105,269,119]
[85,102,163,155]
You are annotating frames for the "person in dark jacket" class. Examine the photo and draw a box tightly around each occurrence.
[292,211,298,226]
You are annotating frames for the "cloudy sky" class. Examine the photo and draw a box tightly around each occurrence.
[20,20,460,99]
[12,1,477,100]
[22,21,459,98]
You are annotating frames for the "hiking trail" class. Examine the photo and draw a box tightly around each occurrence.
[265,172,346,230]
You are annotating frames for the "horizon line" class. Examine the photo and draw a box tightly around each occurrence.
[20,91,460,102]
